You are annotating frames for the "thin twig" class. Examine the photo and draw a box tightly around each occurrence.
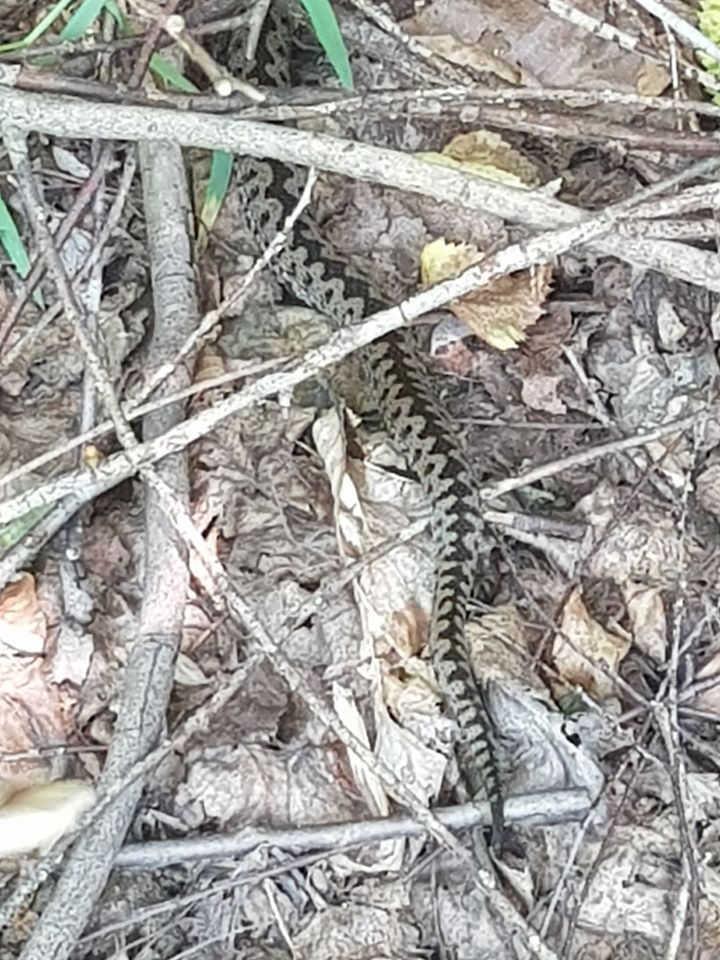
[629,0,720,65]
[0,201,690,537]
[115,789,592,869]
[1,85,720,291]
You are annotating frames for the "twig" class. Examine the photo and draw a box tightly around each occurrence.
[138,168,318,404]
[629,0,720,65]
[542,0,720,94]
[482,414,710,501]
[5,131,196,960]
[1,85,720,291]
[0,201,681,538]
[0,172,317,584]
[0,357,285,501]
[115,789,591,869]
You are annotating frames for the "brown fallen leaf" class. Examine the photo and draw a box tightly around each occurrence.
[421,238,553,349]
[553,588,631,701]
[420,130,540,189]
[0,573,46,656]
[413,33,521,85]
[623,583,667,663]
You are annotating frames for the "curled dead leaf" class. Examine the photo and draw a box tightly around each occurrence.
[693,651,720,717]
[413,33,521,85]
[553,588,631,702]
[623,583,666,663]
[0,573,46,656]
[696,463,720,517]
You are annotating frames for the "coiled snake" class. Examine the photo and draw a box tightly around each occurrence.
[223,0,504,845]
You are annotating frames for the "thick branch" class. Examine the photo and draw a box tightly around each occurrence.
[0,83,719,291]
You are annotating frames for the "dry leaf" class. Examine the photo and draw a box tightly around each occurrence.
[623,583,666,662]
[521,372,567,415]
[333,684,390,817]
[313,408,434,661]
[312,408,364,556]
[692,651,720,717]
[0,573,46,655]
[421,238,552,349]
[174,652,211,687]
[314,408,452,806]
[420,130,539,189]
[0,779,95,858]
[696,463,720,517]
[467,603,536,685]
[553,588,631,701]
[636,61,670,96]
[417,133,550,349]
[414,33,521,84]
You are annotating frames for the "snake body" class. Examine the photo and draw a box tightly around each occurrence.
[224,3,504,843]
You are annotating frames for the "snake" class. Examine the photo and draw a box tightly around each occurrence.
[220,0,504,845]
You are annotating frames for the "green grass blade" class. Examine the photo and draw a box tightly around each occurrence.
[0,194,31,279]
[103,0,124,26]
[149,53,198,93]
[197,151,233,250]
[59,0,107,41]
[0,506,53,554]
[295,0,352,88]
[0,195,44,307]
[0,0,75,52]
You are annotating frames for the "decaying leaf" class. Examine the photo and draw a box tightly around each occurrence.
[696,462,720,517]
[174,652,211,687]
[467,605,607,802]
[577,483,698,586]
[692,651,720,717]
[418,131,551,349]
[412,33,521,84]
[467,603,537,685]
[420,238,552,349]
[635,60,670,96]
[420,131,539,188]
[0,779,95,858]
[553,588,631,701]
[623,583,666,663]
[521,372,567,415]
[0,573,46,656]
[313,408,451,807]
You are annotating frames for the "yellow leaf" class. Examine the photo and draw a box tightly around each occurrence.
[420,237,552,350]
[417,132,550,349]
[419,131,540,189]
[420,238,482,287]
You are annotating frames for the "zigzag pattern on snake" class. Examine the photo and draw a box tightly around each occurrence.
[220,1,504,845]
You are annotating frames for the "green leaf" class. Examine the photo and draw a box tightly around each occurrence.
[0,194,31,280]
[103,0,124,27]
[59,0,107,41]
[0,506,52,553]
[0,195,44,308]
[149,53,199,93]
[0,0,74,52]
[295,0,352,89]
[197,151,233,251]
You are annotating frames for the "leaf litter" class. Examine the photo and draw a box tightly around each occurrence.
[0,0,720,957]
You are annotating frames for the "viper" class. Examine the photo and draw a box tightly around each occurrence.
[219,0,505,845]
